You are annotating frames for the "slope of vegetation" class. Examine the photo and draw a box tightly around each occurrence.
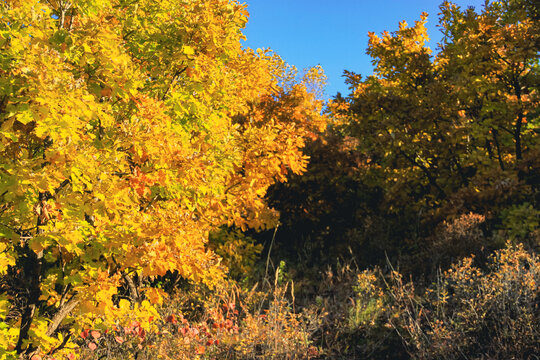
[0,0,538,359]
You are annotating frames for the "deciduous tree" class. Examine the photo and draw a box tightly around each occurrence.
[0,1,327,358]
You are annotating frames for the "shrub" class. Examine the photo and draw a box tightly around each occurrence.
[75,271,314,359]
[387,243,540,359]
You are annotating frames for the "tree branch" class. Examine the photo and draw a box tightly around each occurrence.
[46,297,80,337]
[399,150,446,199]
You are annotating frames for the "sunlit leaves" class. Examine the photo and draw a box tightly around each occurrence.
[333,0,539,218]
[0,0,327,357]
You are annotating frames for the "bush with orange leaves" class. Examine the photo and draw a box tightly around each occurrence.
[385,242,540,359]
[75,270,316,360]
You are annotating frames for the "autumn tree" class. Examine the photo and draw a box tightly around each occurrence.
[0,0,327,358]
[327,0,538,250]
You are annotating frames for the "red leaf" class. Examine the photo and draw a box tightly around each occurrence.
[115,336,124,344]
[91,330,101,339]
[131,320,141,328]
[88,342,97,351]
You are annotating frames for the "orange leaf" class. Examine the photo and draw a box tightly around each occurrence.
[196,345,205,355]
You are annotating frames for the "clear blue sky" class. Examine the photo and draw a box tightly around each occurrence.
[241,0,486,98]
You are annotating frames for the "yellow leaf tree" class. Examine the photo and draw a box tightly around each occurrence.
[0,0,328,358]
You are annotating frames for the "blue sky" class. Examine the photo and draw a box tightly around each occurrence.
[241,0,486,98]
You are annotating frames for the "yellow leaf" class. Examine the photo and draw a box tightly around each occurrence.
[183,45,195,55]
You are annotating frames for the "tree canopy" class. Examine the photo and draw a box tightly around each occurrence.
[0,0,327,358]
[329,0,539,228]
